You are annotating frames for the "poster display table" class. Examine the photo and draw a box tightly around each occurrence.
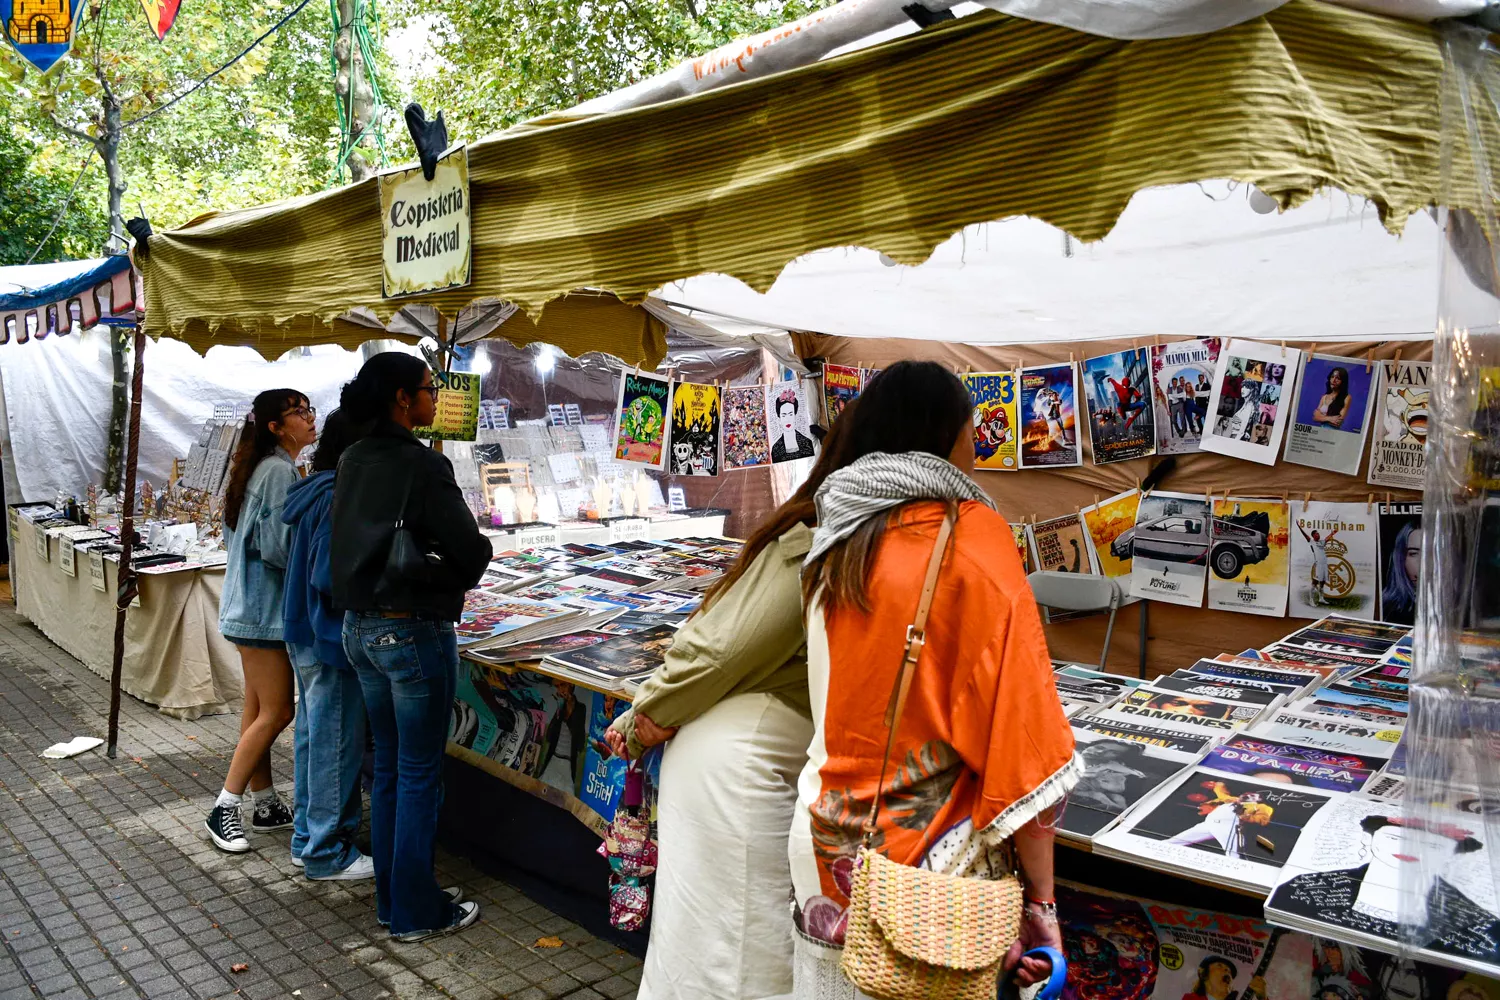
[481,509,728,555]
[12,519,242,720]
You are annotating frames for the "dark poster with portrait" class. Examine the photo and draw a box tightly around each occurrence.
[1378,502,1422,627]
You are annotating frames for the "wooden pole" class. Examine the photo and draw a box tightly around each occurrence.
[106,322,147,759]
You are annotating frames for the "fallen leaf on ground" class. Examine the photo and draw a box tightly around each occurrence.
[230,963,249,974]
[534,937,564,949]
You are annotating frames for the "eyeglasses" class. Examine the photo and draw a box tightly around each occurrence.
[282,405,317,421]
[416,386,440,397]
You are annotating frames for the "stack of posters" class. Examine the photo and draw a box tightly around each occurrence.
[1266,794,1500,977]
[1062,728,1198,845]
[1200,339,1303,466]
[1019,362,1082,468]
[1284,353,1378,476]
[1127,491,1211,607]
[454,593,590,651]
[1053,663,1147,716]
[1198,734,1386,793]
[1206,496,1291,617]
[1150,337,1220,455]
[1085,687,1268,740]
[1367,359,1432,490]
[542,623,681,687]
[962,371,1019,471]
[1081,348,1156,464]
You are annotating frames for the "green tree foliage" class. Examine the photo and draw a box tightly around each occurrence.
[389,0,836,140]
[0,125,109,264]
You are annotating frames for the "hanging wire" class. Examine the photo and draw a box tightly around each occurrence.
[328,0,389,184]
[24,148,99,265]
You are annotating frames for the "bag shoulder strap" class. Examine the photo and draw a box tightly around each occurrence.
[862,509,956,840]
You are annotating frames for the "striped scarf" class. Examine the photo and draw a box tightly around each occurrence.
[806,451,995,566]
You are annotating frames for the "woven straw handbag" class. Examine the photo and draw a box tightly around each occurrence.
[840,512,1024,1000]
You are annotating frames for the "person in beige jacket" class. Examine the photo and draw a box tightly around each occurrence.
[604,405,859,1000]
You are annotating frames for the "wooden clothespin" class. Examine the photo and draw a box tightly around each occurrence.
[1367,493,1374,514]
[1385,492,1392,507]
[1153,334,1162,349]
[964,363,973,375]
[1309,342,1318,359]
[1279,340,1287,358]
[1394,348,1404,364]
[1094,492,1101,509]
[1303,491,1312,510]
[1069,351,1076,365]
[1280,490,1288,504]
[1365,349,1374,373]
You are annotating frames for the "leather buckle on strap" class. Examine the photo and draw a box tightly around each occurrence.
[904,625,926,659]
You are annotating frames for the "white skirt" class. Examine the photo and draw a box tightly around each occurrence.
[638,692,814,1000]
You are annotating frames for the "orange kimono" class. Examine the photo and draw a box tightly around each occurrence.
[790,500,1079,911]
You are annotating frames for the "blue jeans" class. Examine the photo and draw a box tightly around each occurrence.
[289,643,366,877]
[343,612,460,934]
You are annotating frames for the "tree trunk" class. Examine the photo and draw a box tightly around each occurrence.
[333,0,376,182]
[100,90,129,494]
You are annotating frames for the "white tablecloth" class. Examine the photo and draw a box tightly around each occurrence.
[13,520,242,720]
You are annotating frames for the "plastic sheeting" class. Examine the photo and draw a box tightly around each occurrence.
[0,330,364,503]
[1404,21,1500,968]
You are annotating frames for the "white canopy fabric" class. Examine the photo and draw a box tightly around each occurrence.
[657,182,1440,345]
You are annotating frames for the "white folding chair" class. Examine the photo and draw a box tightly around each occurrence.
[1026,571,1128,672]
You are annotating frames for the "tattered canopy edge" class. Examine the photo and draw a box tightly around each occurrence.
[143,1,1473,345]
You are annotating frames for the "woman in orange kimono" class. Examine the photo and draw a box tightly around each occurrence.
[790,361,1079,987]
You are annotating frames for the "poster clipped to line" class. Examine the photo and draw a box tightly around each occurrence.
[667,381,721,477]
[1283,353,1376,477]
[765,379,817,464]
[1200,339,1302,466]
[1377,501,1421,627]
[1080,488,1140,605]
[1288,500,1379,621]
[1151,337,1220,455]
[1128,491,1210,608]
[413,370,482,442]
[1367,359,1431,490]
[1206,496,1290,618]
[1028,512,1098,622]
[822,364,861,425]
[379,144,472,298]
[1081,347,1155,465]
[723,386,770,470]
[1019,362,1081,469]
[613,371,671,469]
[962,371,1019,471]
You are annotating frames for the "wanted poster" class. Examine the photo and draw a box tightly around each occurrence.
[1368,360,1431,490]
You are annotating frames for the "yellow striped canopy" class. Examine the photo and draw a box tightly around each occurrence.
[143,0,1466,357]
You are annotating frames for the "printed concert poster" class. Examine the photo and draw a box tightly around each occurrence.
[1206,497,1290,618]
[722,386,770,470]
[1151,337,1221,455]
[764,379,818,465]
[1200,340,1302,466]
[1368,359,1432,490]
[822,364,862,425]
[1081,488,1140,603]
[1019,362,1082,469]
[1266,794,1500,976]
[1096,769,1332,892]
[1127,491,1211,608]
[962,371,1019,471]
[1081,348,1155,465]
[1284,353,1377,477]
[612,371,671,469]
[1200,735,1382,793]
[1288,501,1379,621]
[667,381,721,477]
[1378,501,1422,626]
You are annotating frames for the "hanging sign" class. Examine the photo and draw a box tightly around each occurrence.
[34,527,48,562]
[378,144,472,298]
[1,0,85,72]
[58,537,76,577]
[413,370,482,442]
[89,551,107,592]
[139,0,180,39]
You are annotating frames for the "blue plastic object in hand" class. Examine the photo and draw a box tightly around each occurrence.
[1019,945,1067,1000]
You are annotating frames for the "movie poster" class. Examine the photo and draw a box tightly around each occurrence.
[1095,769,1332,892]
[613,371,671,468]
[1200,340,1302,466]
[765,379,818,465]
[1081,489,1140,603]
[1029,513,1096,574]
[1151,337,1221,456]
[723,386,770,470]
[1082,348,1155,465]
[861,367,883,388]
[1377,502,1422,627]
[1368,360,1431,490]
[1020,363,1082,469]
[962,371,1019,471]
[1128,491,1211,608]
[578,690,631,822]
[822,364,862,425]
[667,381,721,477]
[1284,354,1377,477]
[1206,497,1290,618]
[1288,501,1379,621]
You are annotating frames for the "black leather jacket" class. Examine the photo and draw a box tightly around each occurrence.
[330,420,490,620]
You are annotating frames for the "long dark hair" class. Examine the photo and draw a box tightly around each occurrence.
[1324,366,1351,419]
[801,360,975,614]
[1380,520,1420,621]
[310,408,362,473]
[340,351,429,425]
[224,389,307,531]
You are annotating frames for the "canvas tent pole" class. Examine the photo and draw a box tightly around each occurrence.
[106,322,147,759]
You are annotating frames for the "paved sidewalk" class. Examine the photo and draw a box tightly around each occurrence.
[0,603,642,1000]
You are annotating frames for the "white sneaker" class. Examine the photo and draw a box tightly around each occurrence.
[290,854,305,869]
[308,852,376,881]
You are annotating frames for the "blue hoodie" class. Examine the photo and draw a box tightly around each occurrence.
[281,470,345,667]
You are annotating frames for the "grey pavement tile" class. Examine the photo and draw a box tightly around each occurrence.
[593,973,640,1000]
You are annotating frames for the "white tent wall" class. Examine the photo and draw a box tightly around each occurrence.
[659,183,1441,344]
[0,331,364,503]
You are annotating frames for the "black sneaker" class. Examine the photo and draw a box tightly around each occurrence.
[391,901,480,943]
[379,888,464,928]
[205,803,251,853]
[250,793,294,832]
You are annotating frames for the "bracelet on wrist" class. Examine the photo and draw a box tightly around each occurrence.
[1023,898,1058,919]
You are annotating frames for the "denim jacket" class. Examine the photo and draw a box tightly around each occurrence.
[219,448,298,641]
